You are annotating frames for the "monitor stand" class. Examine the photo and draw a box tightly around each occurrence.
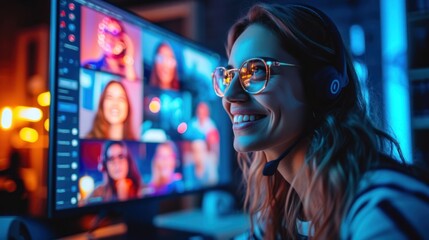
[153,191,250,239]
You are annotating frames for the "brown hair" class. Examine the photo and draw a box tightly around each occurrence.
[150,141,180,186]
[86,80,137,140]
[149,42,180,90]
[101,140,142,198]
[227,3,404,239]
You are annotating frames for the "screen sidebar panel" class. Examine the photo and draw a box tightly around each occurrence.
[50,0,82,214]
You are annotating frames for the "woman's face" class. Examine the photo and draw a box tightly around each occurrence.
[191,140,207,167]
[196,103,210,121]
[101,33,126,58]
[102,82,129,125]
[154,144,176,179]
[98,19,126,58]
[106,143,129,181]
[155,45,177,88]
[222,24,308,157]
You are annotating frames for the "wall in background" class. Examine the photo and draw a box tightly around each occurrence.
[1,0,420,217]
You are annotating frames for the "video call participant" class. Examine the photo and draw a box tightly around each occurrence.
[213,3,429,239]
[183,139,218,190]
[187,102,220,156]
[86,80,138,141]
[149,42,180,90]
[147,141,184,195]
[83,17,138,81]
[82,141,143,204]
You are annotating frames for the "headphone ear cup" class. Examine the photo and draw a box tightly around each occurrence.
[308,66,343,107]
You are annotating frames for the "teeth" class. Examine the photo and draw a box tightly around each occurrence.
[233,114,261,123]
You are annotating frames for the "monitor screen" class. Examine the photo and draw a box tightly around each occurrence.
[48,0,231,217]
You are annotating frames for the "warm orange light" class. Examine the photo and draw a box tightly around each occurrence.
[15,106,43,122]
[44,118,50,132]
[149,97,161,113]
[20,168,37,191]
[79,175,95,199]
[1,107,13,129]
[19,127,39,143]
[3,179,17,192]
[37,91,51,107]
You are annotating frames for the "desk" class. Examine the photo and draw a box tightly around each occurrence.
[154,209,250,240]
[0,210,250,240]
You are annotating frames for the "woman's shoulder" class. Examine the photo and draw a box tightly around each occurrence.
[89,184,113,200]
[341,166,429,239]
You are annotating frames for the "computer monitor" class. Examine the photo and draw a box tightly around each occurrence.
[48,0,231,217]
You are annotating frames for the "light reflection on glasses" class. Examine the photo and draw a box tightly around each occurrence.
[212,57,298,97]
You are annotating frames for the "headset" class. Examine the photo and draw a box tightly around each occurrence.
[294,4,349,113]
[263,4,350,176]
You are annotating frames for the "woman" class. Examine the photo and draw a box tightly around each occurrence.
[187,102,220,159]
[212,3,429,239]
[148,141,183,195]
[86,141,142,203]
[86,80,137,140]
[83,17,137,81]
[149,42,180,90]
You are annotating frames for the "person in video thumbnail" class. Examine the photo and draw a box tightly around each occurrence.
[148,141,184,195]
[86,80,137,140]
[191,139,218,185]
[149,42,180,90]
[188,102,220,155]
[183,139,218,189]
[83,17,137,81]
[85,141,142,203]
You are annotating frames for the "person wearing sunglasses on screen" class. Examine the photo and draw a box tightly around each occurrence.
[149,42,180,91]
[213,3,429,239]
[81,141,143,205]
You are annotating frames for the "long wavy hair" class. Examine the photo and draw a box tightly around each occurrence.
[100,140,142,199]
[227,4,405,239]
[86,80,137,140]
[149,42,180,90]
[150,141,180,187]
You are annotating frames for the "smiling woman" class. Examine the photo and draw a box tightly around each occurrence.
[86,80,137,141]
[213,3,429,239]
[79,140,143,205]
[149,42,180,90]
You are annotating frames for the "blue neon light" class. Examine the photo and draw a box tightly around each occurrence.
[380,0,412,162]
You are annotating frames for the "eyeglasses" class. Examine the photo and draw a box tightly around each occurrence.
[155,55,177,67]
[212,57,298,97]
[106,153,127,163]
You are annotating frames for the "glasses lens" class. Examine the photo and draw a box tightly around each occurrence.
[240,59,267,93]
[107,153,126,162]
[213,67,228,96]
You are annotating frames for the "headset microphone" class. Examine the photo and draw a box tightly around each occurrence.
[262,136,303,176]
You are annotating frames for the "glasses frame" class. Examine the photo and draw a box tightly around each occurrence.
[106,153,127,163]
[212,57,298,97]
